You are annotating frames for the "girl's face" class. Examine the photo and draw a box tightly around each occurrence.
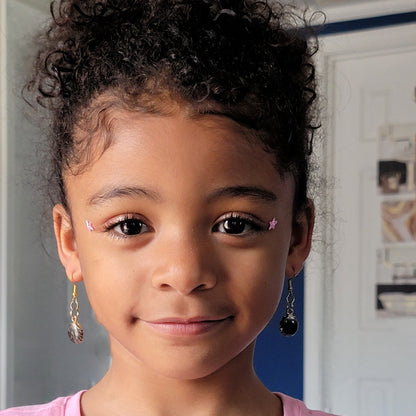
[54,105,313,381]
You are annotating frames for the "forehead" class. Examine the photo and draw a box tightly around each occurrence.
[66,105,294,208]
[81,108,273,175]
[70,94,273,175]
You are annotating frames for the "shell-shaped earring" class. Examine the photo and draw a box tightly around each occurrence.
[68,277,84,344]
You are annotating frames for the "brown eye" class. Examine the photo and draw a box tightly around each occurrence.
[223,218,247,234]
[213,215,263,235]
[118,219,145,235]
[108,218,151,238]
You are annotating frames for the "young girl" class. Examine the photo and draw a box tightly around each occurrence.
[1,0,336,414]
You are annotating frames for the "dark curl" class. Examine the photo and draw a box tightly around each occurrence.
[27,0,320,214]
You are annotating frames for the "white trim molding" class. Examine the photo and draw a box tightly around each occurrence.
[0,0,8,409]
[310,0,416,23]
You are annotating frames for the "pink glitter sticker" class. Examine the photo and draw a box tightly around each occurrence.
[86,220,94,232]
[268,217,278,230]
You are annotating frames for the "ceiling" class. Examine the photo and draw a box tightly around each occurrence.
[18,0,416,22]
[294,0,381,6]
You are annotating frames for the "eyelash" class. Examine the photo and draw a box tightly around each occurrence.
[104,212,266,239]
[212,212,266,236]
[104,215,152,239]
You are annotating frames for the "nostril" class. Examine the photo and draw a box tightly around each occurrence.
[152,275,216,296]
[129,316,138,326]
[150,252,217,295]
[158,282,173,290]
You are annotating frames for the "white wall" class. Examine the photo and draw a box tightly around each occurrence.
[1,1,109,408]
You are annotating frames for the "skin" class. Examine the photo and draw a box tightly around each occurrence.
[53,103,314,416]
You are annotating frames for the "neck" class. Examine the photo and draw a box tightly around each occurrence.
[81,338,282,416]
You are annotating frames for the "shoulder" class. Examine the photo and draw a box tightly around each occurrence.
[0,391,85,416]
[276,393,340,416]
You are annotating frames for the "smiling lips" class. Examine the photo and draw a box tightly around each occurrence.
[142,317,232,336]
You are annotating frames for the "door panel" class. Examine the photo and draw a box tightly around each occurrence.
[305,24,416,415]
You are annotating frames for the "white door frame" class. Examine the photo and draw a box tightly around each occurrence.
[0,0,8,409]
[304,22,416,412]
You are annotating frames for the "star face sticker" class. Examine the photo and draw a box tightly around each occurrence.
[268,217,278,230]
[85,220,94,232]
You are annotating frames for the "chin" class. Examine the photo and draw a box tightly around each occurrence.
[152,344,255,382]
[151,356,228,381]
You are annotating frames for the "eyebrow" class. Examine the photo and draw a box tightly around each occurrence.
[88,186,161,206]
[88,184,277,206]
[207,186,277,203]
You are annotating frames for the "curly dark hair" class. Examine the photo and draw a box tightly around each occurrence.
[27,0,319,214]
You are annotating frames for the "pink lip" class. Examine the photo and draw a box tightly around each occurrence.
[142,317,231,336]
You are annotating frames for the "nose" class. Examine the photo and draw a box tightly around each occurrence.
[151,235,217,296]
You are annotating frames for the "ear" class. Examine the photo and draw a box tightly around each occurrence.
[53,204,83,283]
[285,199,315,277]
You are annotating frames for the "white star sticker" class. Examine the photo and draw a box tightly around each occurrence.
[268,217,278,230]
[86,220,94,232]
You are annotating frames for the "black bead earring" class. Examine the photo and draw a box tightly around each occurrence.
[279,277,298,336]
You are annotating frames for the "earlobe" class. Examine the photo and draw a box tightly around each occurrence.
[53,204,83,283]
[285,199,315,277]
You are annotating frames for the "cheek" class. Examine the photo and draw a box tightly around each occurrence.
[222,243,288,316]
[76,240,144,322]
[246,256,286,312]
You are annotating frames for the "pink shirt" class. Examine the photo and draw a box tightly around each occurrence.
[0,391,338,415]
